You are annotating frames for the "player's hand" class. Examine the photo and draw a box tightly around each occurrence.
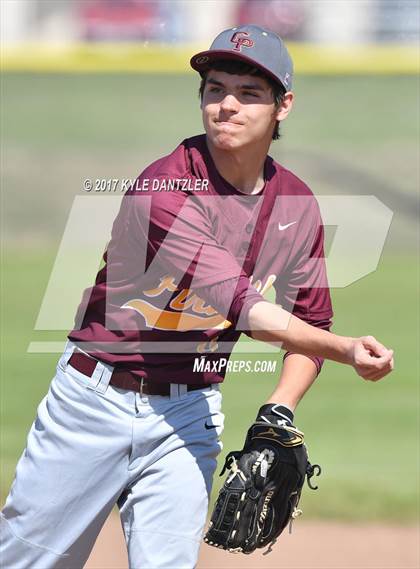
[350,336,394,381]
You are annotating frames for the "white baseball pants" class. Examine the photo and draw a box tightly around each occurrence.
[0,343,224,568]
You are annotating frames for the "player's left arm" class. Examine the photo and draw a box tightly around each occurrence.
[265,207,332,411]
[265,353,317,412]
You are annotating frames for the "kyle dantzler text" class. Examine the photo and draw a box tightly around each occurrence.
[135,178,209,192]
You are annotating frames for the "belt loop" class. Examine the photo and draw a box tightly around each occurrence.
[94,362,113,394]
[170,384,179,400]
[84,360,104,392]
[139,377,148,403]
[178,384,188,397]
[60,340,76,368]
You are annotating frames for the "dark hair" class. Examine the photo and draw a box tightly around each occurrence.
[198,59,286,141]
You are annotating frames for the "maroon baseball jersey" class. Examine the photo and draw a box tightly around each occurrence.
[69,135,333,384]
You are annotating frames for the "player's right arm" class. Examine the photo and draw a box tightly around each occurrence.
[130,188,393,381]
[247,301,394,381]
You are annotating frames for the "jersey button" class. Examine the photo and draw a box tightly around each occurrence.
[246,223,253,234]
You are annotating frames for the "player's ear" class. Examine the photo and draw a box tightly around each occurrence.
[275,92,294,122]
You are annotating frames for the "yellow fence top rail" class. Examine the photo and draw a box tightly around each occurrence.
[1,42,419,74]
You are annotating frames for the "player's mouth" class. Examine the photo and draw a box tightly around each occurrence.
[214,120,243,127]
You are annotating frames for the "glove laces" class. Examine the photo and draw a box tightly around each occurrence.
[264,463,322,555]
[306,462,322,489]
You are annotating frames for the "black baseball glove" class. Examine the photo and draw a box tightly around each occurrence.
[204,404,321,554]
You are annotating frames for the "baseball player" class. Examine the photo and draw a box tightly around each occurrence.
[1,24,393,568]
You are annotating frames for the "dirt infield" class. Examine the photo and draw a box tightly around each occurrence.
[85,514,419,569]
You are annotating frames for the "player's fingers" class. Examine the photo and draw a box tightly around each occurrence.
[359,369,380,380]
[387,356,395,371]
[371,355,394,372]
[370,351,393,368]
[360,360,394,381]
[365,370,391,381]
[362,336,392,359]
[356,354,394,379]
[356,351,392,371]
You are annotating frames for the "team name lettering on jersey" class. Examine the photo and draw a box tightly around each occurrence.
[122,274,276,332]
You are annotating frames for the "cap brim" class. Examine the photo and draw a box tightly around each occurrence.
[190,49,286,90]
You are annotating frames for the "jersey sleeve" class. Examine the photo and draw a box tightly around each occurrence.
[275,200,333,374]
[130,185,265,327]
[195,275,264,334]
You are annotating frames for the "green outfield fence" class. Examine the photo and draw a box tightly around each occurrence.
[1,42,419,74]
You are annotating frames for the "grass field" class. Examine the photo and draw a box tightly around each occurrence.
[1,73,419,521]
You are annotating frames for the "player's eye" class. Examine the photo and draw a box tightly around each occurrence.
[208,86,222,93]
[242,91,258,98]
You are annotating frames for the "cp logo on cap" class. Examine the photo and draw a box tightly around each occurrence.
[230,31,254,52]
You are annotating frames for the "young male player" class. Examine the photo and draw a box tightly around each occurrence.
[0,24,393,568]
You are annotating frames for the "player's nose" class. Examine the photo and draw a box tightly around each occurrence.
[219,94,240,113]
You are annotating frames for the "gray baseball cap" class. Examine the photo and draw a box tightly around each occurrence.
[190,24,293,91]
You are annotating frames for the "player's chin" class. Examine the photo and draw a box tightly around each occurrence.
[211,133,241,151]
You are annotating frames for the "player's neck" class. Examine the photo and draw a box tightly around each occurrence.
[206,139,268,195]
